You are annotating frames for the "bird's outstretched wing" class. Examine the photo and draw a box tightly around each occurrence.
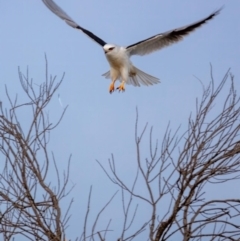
[42,0,107,46]
[126,8,222,56]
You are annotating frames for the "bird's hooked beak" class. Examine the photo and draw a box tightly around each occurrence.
[103,46,115,54]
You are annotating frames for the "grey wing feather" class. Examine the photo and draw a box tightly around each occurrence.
[126,8,222,56]
[42,0,78,28]
[42,0,106,46]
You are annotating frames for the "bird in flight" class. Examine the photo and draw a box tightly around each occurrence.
[42,0,221,93]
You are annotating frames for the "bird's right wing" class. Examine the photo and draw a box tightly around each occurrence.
[42,0,107,46]
[126,8,222,56]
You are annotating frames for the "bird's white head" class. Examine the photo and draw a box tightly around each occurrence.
[103,44,117,54]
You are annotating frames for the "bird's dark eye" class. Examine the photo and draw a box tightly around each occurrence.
[109,47,115,51]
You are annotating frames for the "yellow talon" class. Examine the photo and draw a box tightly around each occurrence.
[109,83,115,93]
[116,82,125,92]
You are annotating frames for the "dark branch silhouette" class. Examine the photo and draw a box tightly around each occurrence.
[96,68,240,241]
[0,57,72,241]
[1,62,240,241]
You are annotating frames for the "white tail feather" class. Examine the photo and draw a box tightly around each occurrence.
[102,71,111,79]
[102,66,160,87]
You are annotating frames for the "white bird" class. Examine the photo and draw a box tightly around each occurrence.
[42,0,221,93]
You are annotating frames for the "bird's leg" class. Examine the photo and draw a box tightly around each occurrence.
[117,81,125,92]
[109,80,116,94]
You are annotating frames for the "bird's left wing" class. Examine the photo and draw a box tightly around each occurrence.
[42,0,107,46]
[126,8,221,56]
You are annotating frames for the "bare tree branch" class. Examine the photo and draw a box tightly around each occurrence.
[97,68,240,241]
[0,58,73,241]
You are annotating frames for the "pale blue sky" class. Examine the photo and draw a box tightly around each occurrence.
[0,0,240,240]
